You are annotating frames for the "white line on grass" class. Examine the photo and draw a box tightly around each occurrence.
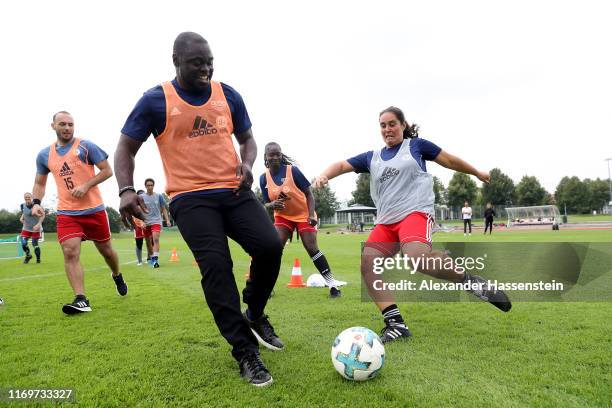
[0,249,138,261]
[0,260,139,282]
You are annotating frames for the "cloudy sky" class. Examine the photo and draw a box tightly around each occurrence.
[1,0,610,211]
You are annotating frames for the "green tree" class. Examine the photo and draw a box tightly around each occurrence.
[447,172,478,207]
[105,207,122,233]
[312,184,339,224]
[515,176,548,206]
[349,173,374,207]
[481,168,515,205]
[585,178,610,212]
[432,176,447,205]
[474,189,484,208]
[555,176,589,213]
[0,209,22,233]
[555,176,571,212]
[41,210,57,232]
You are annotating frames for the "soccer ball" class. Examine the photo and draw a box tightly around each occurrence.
[0,297,4,306]
[331,327,385,381]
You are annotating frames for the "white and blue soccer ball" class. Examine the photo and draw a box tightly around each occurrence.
[331,327,385,381]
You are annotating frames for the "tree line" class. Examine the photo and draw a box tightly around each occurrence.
[0,207,123,234]
[3,171,605,233]
[260,169,609,225]
[348,170,610,214]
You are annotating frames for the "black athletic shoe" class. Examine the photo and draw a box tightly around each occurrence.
[36,259,41,264]
[239,352,273,387]
[465,274,512,312]
[23,254,32,264]
[329,287,342,298]
[62,296,92,315]
[112,273,128,296]
[380,318,412,343]
[243,312,284,351]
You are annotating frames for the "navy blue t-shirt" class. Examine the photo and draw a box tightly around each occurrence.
[347,138,441,173]
[260,165,311,203]
[121,79,252,141]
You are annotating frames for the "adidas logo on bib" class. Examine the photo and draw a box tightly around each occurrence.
[378,167,400,183]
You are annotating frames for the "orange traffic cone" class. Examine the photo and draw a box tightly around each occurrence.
[169,248,179,262]
[287,258,306,288]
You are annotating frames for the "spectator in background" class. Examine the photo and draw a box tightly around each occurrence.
[462,201,472,236]
[484,203,496,235]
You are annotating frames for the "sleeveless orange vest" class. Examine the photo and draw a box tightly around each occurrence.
[155,81,240,199]
[48,138,104,212]
[265,165,311,222]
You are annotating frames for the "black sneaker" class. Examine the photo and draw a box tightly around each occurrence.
[329,287,342,298]
[465,274,512,312]
[23,254,32,264]
[36,259,41,264]
[62,296,92,315]
[380,318,412,343]
[243,312,284,351]
[112,273,128,296]
[239,352,273,387]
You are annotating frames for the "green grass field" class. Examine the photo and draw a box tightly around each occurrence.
[1,228,611,407]
[433,214,612,226]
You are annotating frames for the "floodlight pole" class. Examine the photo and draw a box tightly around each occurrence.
[606,158,612,205]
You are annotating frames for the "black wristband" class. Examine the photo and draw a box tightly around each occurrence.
[33,199,41,205]
[118,186,136,197]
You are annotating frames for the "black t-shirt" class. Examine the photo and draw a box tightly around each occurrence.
[484,208,497,219]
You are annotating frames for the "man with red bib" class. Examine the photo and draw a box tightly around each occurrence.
[31,111,128,315]
[115,32,282,387]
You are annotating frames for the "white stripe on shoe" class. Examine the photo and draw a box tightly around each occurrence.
[250,329,283,351]
[251,377,274,387]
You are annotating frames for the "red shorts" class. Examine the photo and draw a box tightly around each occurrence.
[57,210,111,244]
[21,230,41,239]
[134,227,145,239]
[274,216,317,234]
[365,211,434,255]
[143,223,162,238]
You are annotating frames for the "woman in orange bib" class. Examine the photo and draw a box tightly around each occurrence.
[261,142,341,298]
